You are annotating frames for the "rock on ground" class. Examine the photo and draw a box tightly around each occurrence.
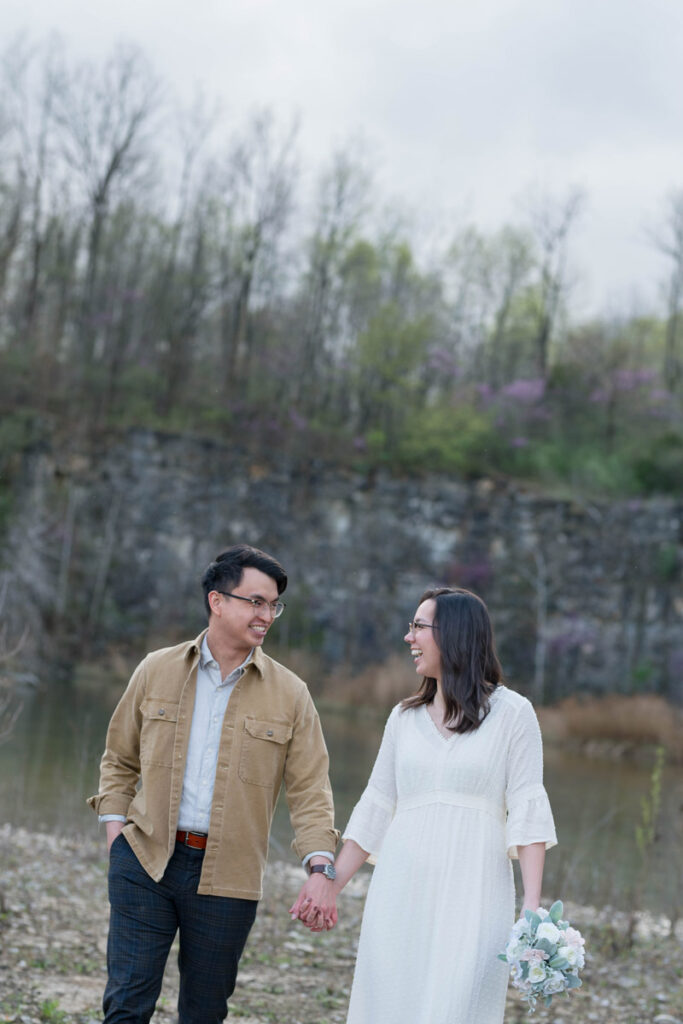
[1,825,682,1024]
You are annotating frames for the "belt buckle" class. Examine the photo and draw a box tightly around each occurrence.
[183,830,205,847]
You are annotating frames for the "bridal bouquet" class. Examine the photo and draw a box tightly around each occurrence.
[499,900,585,1011]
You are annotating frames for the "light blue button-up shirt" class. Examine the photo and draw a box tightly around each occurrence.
[177,635,251,831]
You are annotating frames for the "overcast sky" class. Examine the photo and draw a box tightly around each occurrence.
[5,0,683,317]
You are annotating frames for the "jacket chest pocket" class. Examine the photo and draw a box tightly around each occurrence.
[139,698,180,766]
[239,718,292,787]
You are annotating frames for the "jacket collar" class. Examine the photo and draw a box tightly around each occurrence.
[187,628,265,678]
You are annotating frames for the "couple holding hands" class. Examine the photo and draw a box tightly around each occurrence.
[90,543,556,1024]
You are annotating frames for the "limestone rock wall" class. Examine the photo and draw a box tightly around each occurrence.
[2,429,681,702]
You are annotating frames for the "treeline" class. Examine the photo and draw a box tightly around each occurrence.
[0,38,682,495]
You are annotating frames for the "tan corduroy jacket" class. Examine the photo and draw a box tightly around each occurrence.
[88,631,339,899]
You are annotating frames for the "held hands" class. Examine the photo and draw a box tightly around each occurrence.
[289,840,369,932]
[289,874,338,932]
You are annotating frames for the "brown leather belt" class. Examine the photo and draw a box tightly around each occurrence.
[176,830,208,850]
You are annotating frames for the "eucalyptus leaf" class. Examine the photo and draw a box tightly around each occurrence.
[549,900,563,923]
[525,910,541,930]
[549,955,570,969]
[536,938,555,955]
[566,974,582,988]
[497,954,508,962]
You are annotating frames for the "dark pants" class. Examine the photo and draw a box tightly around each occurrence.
[104,834,258,1024]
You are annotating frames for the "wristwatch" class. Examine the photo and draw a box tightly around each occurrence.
[309,863,336,881]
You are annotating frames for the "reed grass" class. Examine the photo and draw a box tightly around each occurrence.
[322,654,419,708]
[73,640,683,764]
[538,694,683,761]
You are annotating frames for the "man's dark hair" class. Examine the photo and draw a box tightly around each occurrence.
[201,544,288,617]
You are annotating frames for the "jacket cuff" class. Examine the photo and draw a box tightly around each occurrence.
[87,793,132,816]
[291,828,340,861]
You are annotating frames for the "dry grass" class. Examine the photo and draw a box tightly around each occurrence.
[539,693,683,762]
[322,653,419,707]
[267,644,328,692]
[308,652,683,764]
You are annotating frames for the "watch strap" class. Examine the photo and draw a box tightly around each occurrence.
[309,863,336,879]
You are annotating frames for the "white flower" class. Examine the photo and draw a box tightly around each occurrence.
[542,970,566,995]
[535,907,550,920]
[558,944,579,967]
[510,962,525,983]
[505,938,526,961]
[536,921,561,945]
[511,916,532,939]
[564,926,585,948]
[527,962,547,985]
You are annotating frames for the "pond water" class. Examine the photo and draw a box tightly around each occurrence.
[1,678,680,916]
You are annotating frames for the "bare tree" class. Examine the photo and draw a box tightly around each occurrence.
[0,42,26,313]
[650,189,683,392]
[1,38,63,338]
[215,110,298,397]
[52,43,161,375]
[0,173,24,317]
[293,148,371,413]
[524,187,584,379]
[96,199,158,417]
[482,226,535,388]
[154,94,217,412]
[442,226,490,368]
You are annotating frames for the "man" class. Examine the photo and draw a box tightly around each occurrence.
[89,544,339,1024]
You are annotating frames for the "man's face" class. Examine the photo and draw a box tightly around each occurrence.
[208,566,281,654]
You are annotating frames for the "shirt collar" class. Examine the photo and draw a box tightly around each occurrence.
[187,629,265,679]
[200,634,253,679]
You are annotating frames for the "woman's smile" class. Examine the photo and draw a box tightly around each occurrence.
[404,599,441,679]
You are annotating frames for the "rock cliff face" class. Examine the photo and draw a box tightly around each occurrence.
[2,429,681,702]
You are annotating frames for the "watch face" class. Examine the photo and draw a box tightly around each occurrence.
[311,862,336,880]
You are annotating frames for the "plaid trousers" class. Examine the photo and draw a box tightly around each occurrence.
[104,834,257,1024]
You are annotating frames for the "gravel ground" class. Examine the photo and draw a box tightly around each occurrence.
[1,825,682,1024]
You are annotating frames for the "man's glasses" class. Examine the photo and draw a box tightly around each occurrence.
[217,591,286,618]
[408,620,438,633]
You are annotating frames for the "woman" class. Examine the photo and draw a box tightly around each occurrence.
[321,587,556,1024]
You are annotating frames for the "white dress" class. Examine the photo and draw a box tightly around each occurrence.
[343,686,557,1024]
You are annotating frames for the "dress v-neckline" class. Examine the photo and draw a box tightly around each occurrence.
[423,704,459,742]
[421,687,504,744]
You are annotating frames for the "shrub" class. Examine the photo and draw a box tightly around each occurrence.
[632,432,683,494]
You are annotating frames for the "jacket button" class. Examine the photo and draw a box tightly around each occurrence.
[267,730,274,737]
[159,709,165,715]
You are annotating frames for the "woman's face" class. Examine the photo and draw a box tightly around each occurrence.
[404,598,441,680]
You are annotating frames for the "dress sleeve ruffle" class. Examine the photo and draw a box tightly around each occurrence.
[342,783,396,864]
[505,782,557,859]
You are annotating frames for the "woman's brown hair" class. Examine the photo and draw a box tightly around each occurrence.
[401,587,503,733]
